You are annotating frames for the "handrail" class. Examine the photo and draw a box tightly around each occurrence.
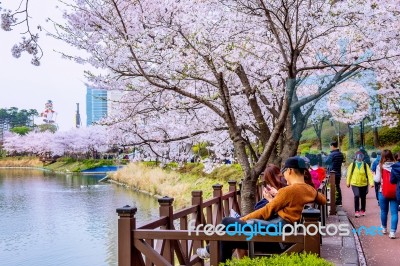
[137,216,169,229]
[117,171,334,266]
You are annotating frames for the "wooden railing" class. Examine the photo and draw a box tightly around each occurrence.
[116,172,336,266]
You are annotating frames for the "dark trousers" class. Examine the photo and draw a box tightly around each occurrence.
[335,176,342,205]
[351,185,368,212]
[218,216,289,262]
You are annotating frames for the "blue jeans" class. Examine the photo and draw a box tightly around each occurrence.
[378,192,398,233]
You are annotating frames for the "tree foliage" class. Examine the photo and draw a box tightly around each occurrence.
[10,126,31,135]
[0,107,38,129]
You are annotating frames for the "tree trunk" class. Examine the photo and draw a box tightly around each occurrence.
[373,127,379,148]
[268,145,282,166]
[240,175,258,215]
[280,137,300,161]
[280,110,307,162]
[313,117,324,151]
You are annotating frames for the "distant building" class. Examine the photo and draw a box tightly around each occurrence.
[86,87,108,126]
[75,103,81,128]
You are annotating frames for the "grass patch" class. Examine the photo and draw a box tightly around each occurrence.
[44,158,115,172]
[111,162,242,208]
[220,252,333,266]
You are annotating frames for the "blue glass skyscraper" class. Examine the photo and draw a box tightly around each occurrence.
[86,87,108,126]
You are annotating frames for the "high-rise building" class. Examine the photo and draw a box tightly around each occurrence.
[75,103,81,128]
[86,87,108,126]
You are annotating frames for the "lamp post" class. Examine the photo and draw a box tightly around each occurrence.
[359,116,368,148]
[372,102,380,147]
[359,120,363,147]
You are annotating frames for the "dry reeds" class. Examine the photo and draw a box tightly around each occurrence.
[0,157,42,167]
[111,162,191,207]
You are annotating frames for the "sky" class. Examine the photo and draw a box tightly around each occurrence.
[0,0,90,131]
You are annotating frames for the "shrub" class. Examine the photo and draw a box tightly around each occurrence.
[208,164,243,181]
[376,126,400,146]
[309,148,321,154]
[220,253,333,266]
[177,163,206,176]
[58,157,77,163]
[298,143,312,155]
[142,161,159,167]
[164,161,179,170]
[392,142,400,154]
[192,142,209,158]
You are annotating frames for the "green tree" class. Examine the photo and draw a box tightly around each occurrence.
[0,107,38,129]
[10,126,31,135]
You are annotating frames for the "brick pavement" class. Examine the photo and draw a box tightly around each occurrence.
[337,178,400,266]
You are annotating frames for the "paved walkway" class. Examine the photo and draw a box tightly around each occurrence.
[321,208,363,266]
[339,179,400,266]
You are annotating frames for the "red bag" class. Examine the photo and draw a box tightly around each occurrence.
[382,168,396,199]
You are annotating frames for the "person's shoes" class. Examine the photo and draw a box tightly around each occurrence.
[355,211,360,218]
[381,227,387,234]
[389,232,396,239]
[230,209,241,219]
[196,247,210,259]
[360,211,365,216]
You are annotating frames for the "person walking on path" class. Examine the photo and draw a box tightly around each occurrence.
[346,151,374,217]
[374,149,398,239]
[372,150,382,205]
[340,180,400,266]
[390,152,400,211]
[325,141,344,206]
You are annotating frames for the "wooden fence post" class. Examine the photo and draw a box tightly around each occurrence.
[228,180,237,192]
[210,184,223,265]
[302,207,321,255]
[116,205,137,266]
[212,184,223,223]
[329,171,337,215]
[191,190,204,263]
[192,190,204,225]
[159,196,174,264]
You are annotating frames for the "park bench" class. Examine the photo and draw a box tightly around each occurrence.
[247,172,333,258]
[116,171,336,266]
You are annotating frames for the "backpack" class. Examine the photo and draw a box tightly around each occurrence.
[381,167,396,199]
[350,160,369,182]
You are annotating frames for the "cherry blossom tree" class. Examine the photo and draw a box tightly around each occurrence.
[3,125,111,157]
[45,0,400,213]
[2,0,400,212]
[309,97,331,151]
[0,0,42,65]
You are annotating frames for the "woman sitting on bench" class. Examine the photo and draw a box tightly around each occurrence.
[197,156,327,263]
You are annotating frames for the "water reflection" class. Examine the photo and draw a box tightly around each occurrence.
[0,169,159,266]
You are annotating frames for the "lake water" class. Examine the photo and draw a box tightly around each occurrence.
[0,168,159,266]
